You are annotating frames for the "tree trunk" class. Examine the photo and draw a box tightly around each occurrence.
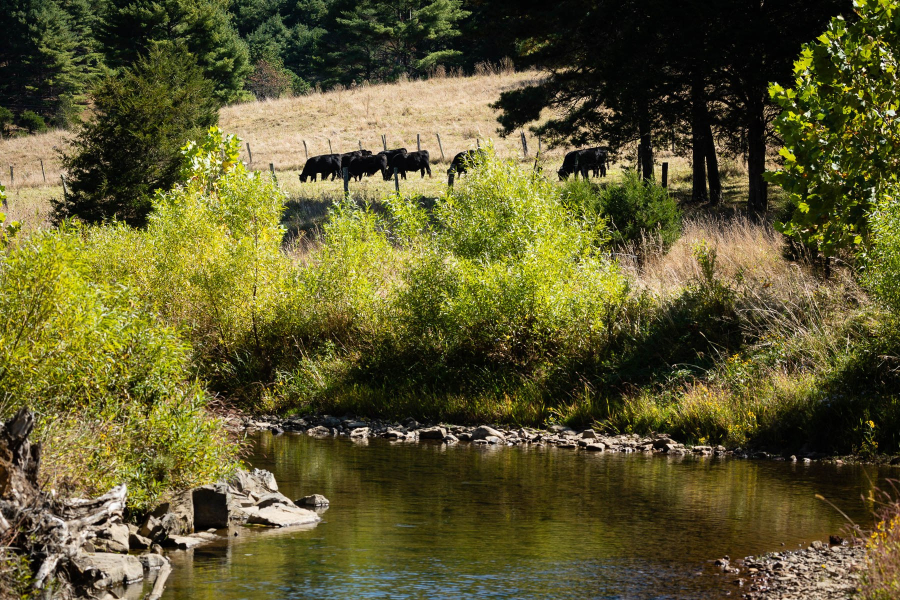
[747,94,768,215]
[691,75,708,203]
[639,115,653,181]
[705,121,722,205]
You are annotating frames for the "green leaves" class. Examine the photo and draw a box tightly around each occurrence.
[770,0,900,256]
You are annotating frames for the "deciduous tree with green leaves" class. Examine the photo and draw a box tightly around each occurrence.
[769,0,900,256]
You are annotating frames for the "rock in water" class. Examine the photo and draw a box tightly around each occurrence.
[471,426,506,442]
[417,427,447,440]
[296,494,330,507]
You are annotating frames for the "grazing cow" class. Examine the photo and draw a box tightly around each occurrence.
[390,150,431,179]
[379,148,408,179]
[447,149,487,176]
[348,154,389,181]
[557,147,609,180]
[299,154,342,182]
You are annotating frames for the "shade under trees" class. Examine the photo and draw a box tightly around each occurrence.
[491,0,848,213]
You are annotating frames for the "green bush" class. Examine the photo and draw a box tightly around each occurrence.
[866,189,900,315]
[0,107,12,136]
[561,171,682,250]
[86,127,294,397]
[18,110,47,134]
[55,45,219,227]
[0,228,238,510]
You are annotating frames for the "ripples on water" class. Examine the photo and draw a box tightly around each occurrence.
[163,433,890,599]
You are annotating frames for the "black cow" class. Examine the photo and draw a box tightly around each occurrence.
[557,147,609,180]
[390,150,431,179]
[379,148,408,179]
[348,154,389,181]
[447,149,486,176]
[299,154,342,182]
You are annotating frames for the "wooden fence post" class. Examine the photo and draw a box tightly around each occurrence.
[328,139,333,154]
[537,137,542,156]
[9,166,13,189]
[61,175,68,199]
[269,163,276,183]
[343,167,350,198]
[40,159,46,183]
[382,135,387,151]
[394,167,400,193]
[436,133,445,161]
[246,143,252,164]
[476,139,481,149]
[359,140,363,151]
[661,162,669,188]
[521,131,528,157]
[303,140,308,161]
[417,133,421,152]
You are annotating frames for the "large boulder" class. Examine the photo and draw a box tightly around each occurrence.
[72,552,144,590]
[230,468,278,496]
[192,483,248,530]
[471,426,506,442]
[244,504,320,528]
[93,520,130,554]
[417,427,447,440]
[149,489,194,536]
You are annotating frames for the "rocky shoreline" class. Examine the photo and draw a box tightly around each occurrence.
[0,409,327,600]
[734,540,867,599]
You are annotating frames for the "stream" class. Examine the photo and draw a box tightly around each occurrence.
[162,432,890,599]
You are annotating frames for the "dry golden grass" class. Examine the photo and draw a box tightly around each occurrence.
[220,69,557,169]
[0,130,69,188]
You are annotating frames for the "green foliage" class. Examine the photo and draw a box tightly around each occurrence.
[85,127,292,396]
[865,188,900,314]
[0,228,238,510]
[0,107,13,136]
[329,0,469,82]
[769,0,900,256]
[18,109,47,133]
[55,45,219,226]
[561,172,682,250]
[101,0,251,104]
[0,0,102,124]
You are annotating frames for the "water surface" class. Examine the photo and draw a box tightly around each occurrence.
[163,433,891,599]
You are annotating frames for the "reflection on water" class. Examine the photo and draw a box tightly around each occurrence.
[163,433,890,599]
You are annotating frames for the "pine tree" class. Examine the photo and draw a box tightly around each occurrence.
[100,0,251,103]
[0,0,101,125]
[54,45,219,226]
[328,0,469,83]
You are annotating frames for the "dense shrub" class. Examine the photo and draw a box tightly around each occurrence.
[54,45,219,226]
[0,228,238,510]
[86,127,295,397]
[0,107,12,136]
[561,172,682,250]
[865,190,900,315]
[17,110,47,134]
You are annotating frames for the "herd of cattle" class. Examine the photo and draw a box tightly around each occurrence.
[297,146,611,183]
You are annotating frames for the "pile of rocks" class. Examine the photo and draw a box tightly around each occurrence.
[245,414,735,457]
[735,541,866,599]
[0,409,325,599]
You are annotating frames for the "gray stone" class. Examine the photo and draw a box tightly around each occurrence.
[585,443,606,452]
[322,416,342,428]
[418,427,447,440]
[139,553,167,571]
[307,425,330,436]
[162,535,207,550]
[484,435,504,444]
[296,494,330,507]
[230,468,278,496]
[471,426,506,441]
[652,437,674,449]
[344,420,368,429]
[74,553,144,588]
[192,484,247,530]
[444,434,459,444]
[94,521,130,554]
[246,504,320,527]
[255,492,294,509]
[128,531,152,550]
[580,430,598,439]
[349,427,369,438]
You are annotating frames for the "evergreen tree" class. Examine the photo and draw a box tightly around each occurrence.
[0,0,102,125]
[327,0,469,83]
[100,0,251,103]
[55,45,218,226]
